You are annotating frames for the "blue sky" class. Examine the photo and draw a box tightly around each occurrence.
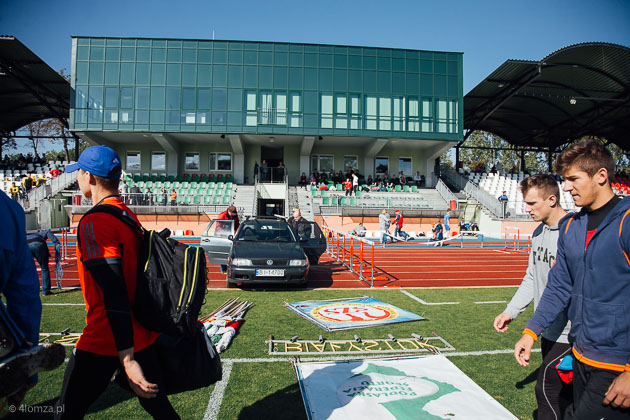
[1,0,628,154]
[2,0,628,93]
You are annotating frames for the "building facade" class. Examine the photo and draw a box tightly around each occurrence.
[70,37,463,184]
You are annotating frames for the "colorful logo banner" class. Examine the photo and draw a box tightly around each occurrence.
[286,297,424,331]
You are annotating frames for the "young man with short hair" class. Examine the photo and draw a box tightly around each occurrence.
[495,174,571,419]
[379,209,391,245]
[57,146,178,419]
[444,209,451,238]
[515,139,630,418]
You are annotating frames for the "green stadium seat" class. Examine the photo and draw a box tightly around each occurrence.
[336,184,342,190]
[395,185,402,192]
[142,174,149,182]
[163,181,171,189]
[387,187,393,192]
[150,175,158,182]
[182,181,190,188]
[203,195,212,204]
[193,196,201,205]
[167,175,175,182]
[145,181,153,188]
[403,185,410,192]
[311,190,318,198]
[411,185,418,192]
[124,174,132,182]
[128,181,135,187]
[355,191,362,198]
[322,197,330,205]
[225,182,233,189]
[177,195,185,205]
[133,174,141,182]
[212,196,221,204]
[226,175,234,183]
[184,196,193,205]
[216,182,224,189]
[341,198,348,206]
[137,181,145,188]
[222,196,230,205]
[350,197,357,206]
[154,181,163,189]
[321,190,327,198]
[208,181,215,189]
[159,174,167,182]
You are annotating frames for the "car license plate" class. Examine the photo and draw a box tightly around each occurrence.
[256,269,284,277]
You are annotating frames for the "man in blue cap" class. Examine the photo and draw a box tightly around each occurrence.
[57,146,179,419]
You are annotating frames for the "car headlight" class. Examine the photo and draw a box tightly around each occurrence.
[289,259,308,267]
[231,258,252,266]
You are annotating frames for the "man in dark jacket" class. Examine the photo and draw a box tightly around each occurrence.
[217,205,239,273]
[515,139,630,417]
[27,230,60,296]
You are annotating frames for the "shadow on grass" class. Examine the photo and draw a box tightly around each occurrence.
[515,367,539,389]
[237,383,306,420]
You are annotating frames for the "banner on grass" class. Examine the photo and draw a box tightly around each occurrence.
[294,355,517,420]
[285,297,423,331]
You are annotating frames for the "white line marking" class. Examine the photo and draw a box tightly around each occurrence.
[400,289,459,305]
[42,303,85,306]
[203,360,233,420]
[474,300,507,304]
[493,250,510,254]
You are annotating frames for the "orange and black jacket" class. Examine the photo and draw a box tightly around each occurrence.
[525,196,630,372]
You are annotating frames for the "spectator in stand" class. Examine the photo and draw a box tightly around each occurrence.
[130,184,141,206]
[399,172,406,185]
[379,209,391,245]
[336,170,344,184]
[352,172,359,194]
[160,187,168,206]
[144,188,153,206]
[299,172,307,189]
[344,178,353,197]
[309,172,317,186]
[261,160,268,182]
[26,230,60,296]
[22,175,33,192]
[498,191,509,219]
[277,161,286,180]
[36,175,46,188]
[170,189,177,206]
[253,160,259,181]
[120,181,129,204]
[414,171,422,187]
[367,175,373,185]
[50,168,61,178]
[9,182,19,200]
[383,172,390,183]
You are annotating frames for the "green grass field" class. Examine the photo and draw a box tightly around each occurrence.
[6,287,545,419]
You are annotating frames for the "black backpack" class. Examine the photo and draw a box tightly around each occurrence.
[77,204,208,337]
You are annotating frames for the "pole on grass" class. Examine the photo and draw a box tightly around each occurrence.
[349,237,354,274]
[371,241,375,288]
[359,240,364,281]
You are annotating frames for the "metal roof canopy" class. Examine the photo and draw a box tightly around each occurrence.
[0,36,70,136]
[464,42,630,150]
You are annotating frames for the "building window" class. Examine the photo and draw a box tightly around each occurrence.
[290,93,302,128]
[185,152,200,171]
[399,157,412,175]
[421,97,433,132]
[375,157,389,175]
[343,155,358,173]
[245,91,257,126]
[126,151,141,171]
[393,97,405,131]
[151,152,166,171]
[365,96,377,130]
[335,94,347,129]
[209,153,232,171]
[311,155,334,173]
[350,95,360,130]
[320,94,333,128]
[379,97,391,130]
[408,98,419,132]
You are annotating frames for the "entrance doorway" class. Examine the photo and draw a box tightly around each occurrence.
[261,145,283,169]
[257,199,285,217]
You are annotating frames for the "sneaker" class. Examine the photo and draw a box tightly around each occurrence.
[0,343,65,398]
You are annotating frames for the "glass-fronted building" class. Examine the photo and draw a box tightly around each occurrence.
[70,37,463,184]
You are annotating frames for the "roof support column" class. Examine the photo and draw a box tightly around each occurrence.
[151,133,180,177]
[423,142,452,187]
[300,136,315,178]
[228,134,245,184]
[363,138,389,178]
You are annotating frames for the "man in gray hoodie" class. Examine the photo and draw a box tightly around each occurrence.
[378,209,391,245]
[493,174,571,420]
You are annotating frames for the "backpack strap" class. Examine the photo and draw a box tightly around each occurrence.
[76,204,143,262]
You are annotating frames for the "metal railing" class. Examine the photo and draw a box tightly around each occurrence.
[16,171,78,211]
[435,178,457,209]
[254,166,288,183]
[441,166,504,219]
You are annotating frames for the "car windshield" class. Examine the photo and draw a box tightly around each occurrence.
[235,220,296,242]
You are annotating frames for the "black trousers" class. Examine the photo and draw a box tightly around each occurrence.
[55,344,179,420]
[535,338,572,420]
[565,357,630,420]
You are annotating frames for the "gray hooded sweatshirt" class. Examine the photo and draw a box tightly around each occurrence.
[503,221,571,343]
[379,212,391,231]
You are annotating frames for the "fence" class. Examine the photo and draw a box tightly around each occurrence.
[321,226,377,287]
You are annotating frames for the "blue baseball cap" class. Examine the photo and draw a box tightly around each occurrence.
[65,146,122,179]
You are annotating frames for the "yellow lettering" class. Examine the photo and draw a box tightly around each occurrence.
[284,342,303,352]
[363,340,380,351]
[309,342,326,352]
[383,340,395,350]
[397,340,419,350]
[329,342,343,352]
[347,341,363,352]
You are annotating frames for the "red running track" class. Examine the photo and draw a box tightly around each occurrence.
[43,245,528,290]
